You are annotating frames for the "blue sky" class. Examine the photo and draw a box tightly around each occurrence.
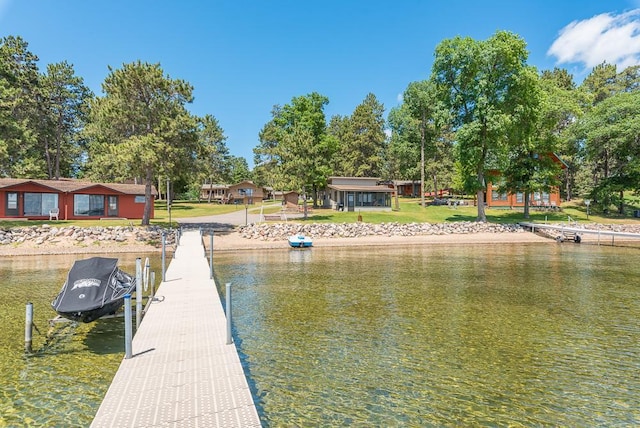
[2,1,640,167]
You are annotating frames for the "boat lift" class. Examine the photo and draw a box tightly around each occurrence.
[26,257,159,354]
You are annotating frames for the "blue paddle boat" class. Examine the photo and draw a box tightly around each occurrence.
[288,234,313,248]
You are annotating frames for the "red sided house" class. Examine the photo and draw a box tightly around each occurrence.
[0,178,155,220]
[485,153,567,210]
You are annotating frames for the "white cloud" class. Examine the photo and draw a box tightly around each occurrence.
[548,9,640,71]
[396,92,403,103]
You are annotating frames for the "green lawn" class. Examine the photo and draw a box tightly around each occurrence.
[1,197,638,229]
[302,200,577,224]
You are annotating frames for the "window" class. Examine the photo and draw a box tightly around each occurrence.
[107,196,118,216]
[542,192,550,203]
[134,195,145,203]
[516,193,524,203]
[24,193,58,216]
[7,193,17,209]
[74,194,104,216]
[492,190,507,201]
[358,193,373,205]
[6,192,18,216]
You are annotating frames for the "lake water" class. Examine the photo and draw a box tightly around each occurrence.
[213,243,640,426]
[1,243,639,426]
[0,253,160,427]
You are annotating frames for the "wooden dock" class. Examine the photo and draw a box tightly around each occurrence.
[91,229,261,427]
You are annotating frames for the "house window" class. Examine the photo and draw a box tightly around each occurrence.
[107,196,119,216]
[74,194,104,216]
[492,191,507,201]
[358,193,374,205]
[6,192,18,216]
[542,192,550,203]
[24,193,58,216]
[7,193,17,209]
[516,193,524,203]
[134,195,145,203]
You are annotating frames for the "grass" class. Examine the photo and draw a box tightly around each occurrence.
[2,197,639,229]
[302,200,579,224]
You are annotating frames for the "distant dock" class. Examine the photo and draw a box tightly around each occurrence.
[520,222,640,245]
[91,229,261,427]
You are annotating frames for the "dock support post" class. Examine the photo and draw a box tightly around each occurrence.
[136,258,142,330]
[226,283,232,345]
[209,233,214,279]
[124,294,133,359]
[25,302,33,353]
[162,232,166,282]
[151,271,156,298]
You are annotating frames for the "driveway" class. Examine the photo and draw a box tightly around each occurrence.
[176,206,304,232]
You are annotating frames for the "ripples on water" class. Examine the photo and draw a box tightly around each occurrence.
[1,245,638,426]
[214,243,640,427]
[0,253,159,427]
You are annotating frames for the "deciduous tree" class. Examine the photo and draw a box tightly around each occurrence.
[256,93,336,214]
[402,80,450,207]
[432,30,539,221]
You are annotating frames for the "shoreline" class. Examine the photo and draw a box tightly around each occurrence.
[0,229,554,256]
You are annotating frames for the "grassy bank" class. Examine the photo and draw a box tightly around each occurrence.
[2,197,639,229]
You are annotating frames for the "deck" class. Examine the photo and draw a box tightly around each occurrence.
[90,229,261,427]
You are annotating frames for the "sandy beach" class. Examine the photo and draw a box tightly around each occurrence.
[0,227,553,257]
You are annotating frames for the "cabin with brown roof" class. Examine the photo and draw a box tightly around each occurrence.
[0,178,155,220]
[485,153,566,210]
[322,177,394,211]
[200,184,229,202]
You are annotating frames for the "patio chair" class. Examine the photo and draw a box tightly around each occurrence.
[49,207,59,220]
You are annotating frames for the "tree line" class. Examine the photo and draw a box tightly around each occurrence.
[1,36,247,224]
[255,31,640,220]
[2,32,640,223]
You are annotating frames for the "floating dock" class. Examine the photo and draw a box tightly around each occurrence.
[91,229,261,427]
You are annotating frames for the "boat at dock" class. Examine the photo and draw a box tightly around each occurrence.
[51,257,136,323]
[288,234,313,248]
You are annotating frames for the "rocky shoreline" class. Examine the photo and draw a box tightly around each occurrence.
[3,221,639,246]
[238,221,526,240]
[0,224,176,247]
[1,221,639,255]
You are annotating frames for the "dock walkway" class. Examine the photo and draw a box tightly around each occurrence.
[91,229,261,427]
[520,222,640,244]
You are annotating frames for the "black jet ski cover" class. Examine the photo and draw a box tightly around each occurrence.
[51,257,136,323]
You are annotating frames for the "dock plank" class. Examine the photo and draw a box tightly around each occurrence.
[91,229,261,427]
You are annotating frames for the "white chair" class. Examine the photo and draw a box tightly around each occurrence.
[49,208,59,220]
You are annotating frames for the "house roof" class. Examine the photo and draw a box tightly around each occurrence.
[0,178,155,195]
[328,184,395,192]
[329,175,380,181]
[200,184,229,190]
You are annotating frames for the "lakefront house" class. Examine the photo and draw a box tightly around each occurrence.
[0,178,154,220]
